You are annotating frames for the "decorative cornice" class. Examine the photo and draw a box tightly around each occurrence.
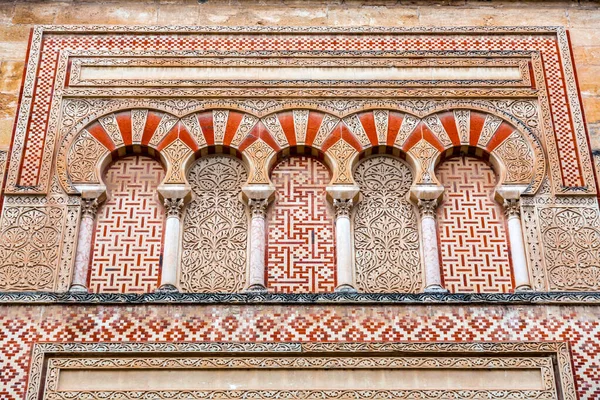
[504,198,521,218]
[333,199,353,218]
[1,291,600,305]
[248,198,269,218]
[80,198,99,218]
[164,198,184,218]
[417,199,438,218]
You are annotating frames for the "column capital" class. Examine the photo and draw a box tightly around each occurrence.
[333,198,353,218]
[164,198,185,218]
[248,198,269,218]
[80,198,99,218]
[417,199,438,218]
[503,198,521,219]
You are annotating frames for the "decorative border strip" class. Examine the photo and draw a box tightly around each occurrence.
[2,291,600,305]
[25,341,577,400]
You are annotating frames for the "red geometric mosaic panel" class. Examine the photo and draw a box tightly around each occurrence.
[1,304,599,400]
[267,157,336,293]
[89,156,165,293]
[436,157,513,293]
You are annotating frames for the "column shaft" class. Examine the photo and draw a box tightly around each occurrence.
[505,199,532,291]
[333,199,356,292]
[70,199,98,292]
[246,199,268,292]
[157,198,184,292]
[418,199,447,293]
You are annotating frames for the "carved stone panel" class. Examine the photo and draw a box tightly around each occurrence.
[353,156,422,293]
[180,156,248,293]
[538,207,600,291]
[0,205,65,290]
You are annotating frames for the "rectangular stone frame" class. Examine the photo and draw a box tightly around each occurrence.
[25,341,578,400]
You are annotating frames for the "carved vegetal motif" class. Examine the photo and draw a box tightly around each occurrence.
[326,139,356,184]
[181,113,206,147]
[149,114,178,147]
[293,110,309,144]
[180,156,248,293]
[373,110,389,144]
[453,110,470,144]
[131,109,148,143]
[244,139,274,184]
[408,139,438,184]
[539,207,600,291]
[353,157,421,293]
[342,114,371,148]
[98,113,123,147]
[477,114,502,147]
[424,115,452,148]
[0,206,64,290]
[162,139,192,184]
[494,131,534,184]
[262,114,289,148]
[66,130,108,184]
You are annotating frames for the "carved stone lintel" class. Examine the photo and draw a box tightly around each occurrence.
[249,198,269,218]
[164,198,184,218]
[504,199,521,219]
[333,199,353,218]
[417,199,438,218]
[80,198,99,218]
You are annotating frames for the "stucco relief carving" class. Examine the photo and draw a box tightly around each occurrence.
[538,207,600,291]
[180,156,248,293]
[326,139,356,184]
[66,129,107,184]
[493,131,534,184]
[162,139,192,184]
[0,206,65,290]
[353,156,422,293]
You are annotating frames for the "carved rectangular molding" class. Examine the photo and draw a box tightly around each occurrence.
[26,342,576,400]
[69,56,530,88]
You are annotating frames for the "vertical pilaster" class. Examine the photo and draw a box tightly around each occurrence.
[69,198,99,292]
[418,199,448,293]
[157,198,184,292]
[504,198,532,292]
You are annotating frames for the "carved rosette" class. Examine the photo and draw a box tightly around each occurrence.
[333,199,353,218]
[164,198,184,218]
[418,199,438,219]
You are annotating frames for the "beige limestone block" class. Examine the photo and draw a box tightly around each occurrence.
[0,93,17,120]
[157,4,200,25]
[572,47,600,67]
[581,95,600,124]
[0,61,24,93]
[327,6,419,27]
[12,2,67,24]
[417,6,568,26]
[0,118,13,148]
[54,4,158,25]
[569,28,600,47]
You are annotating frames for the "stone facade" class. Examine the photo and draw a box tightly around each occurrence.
[1,1,600,399]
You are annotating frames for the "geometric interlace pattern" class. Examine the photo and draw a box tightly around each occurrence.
[267,157,336,293]
[436,157,513,293]
[89,156,165,293]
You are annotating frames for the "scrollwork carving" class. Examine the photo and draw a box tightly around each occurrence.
[180,156,248,293]
[353,156,421,293]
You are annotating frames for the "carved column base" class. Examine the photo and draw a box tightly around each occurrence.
[423,285,449,294]
[334,284,357,293]
[245,284,268,294]
[68,284,89,293]
[155,284,179,293]
[514,285,533,292]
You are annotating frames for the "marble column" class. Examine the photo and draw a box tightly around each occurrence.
[504,198,532,291]
[418,199,448,293]
[246,199,269,293]
[69,198,99,292]
[333,199,357,293]
[156,198,184,293]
